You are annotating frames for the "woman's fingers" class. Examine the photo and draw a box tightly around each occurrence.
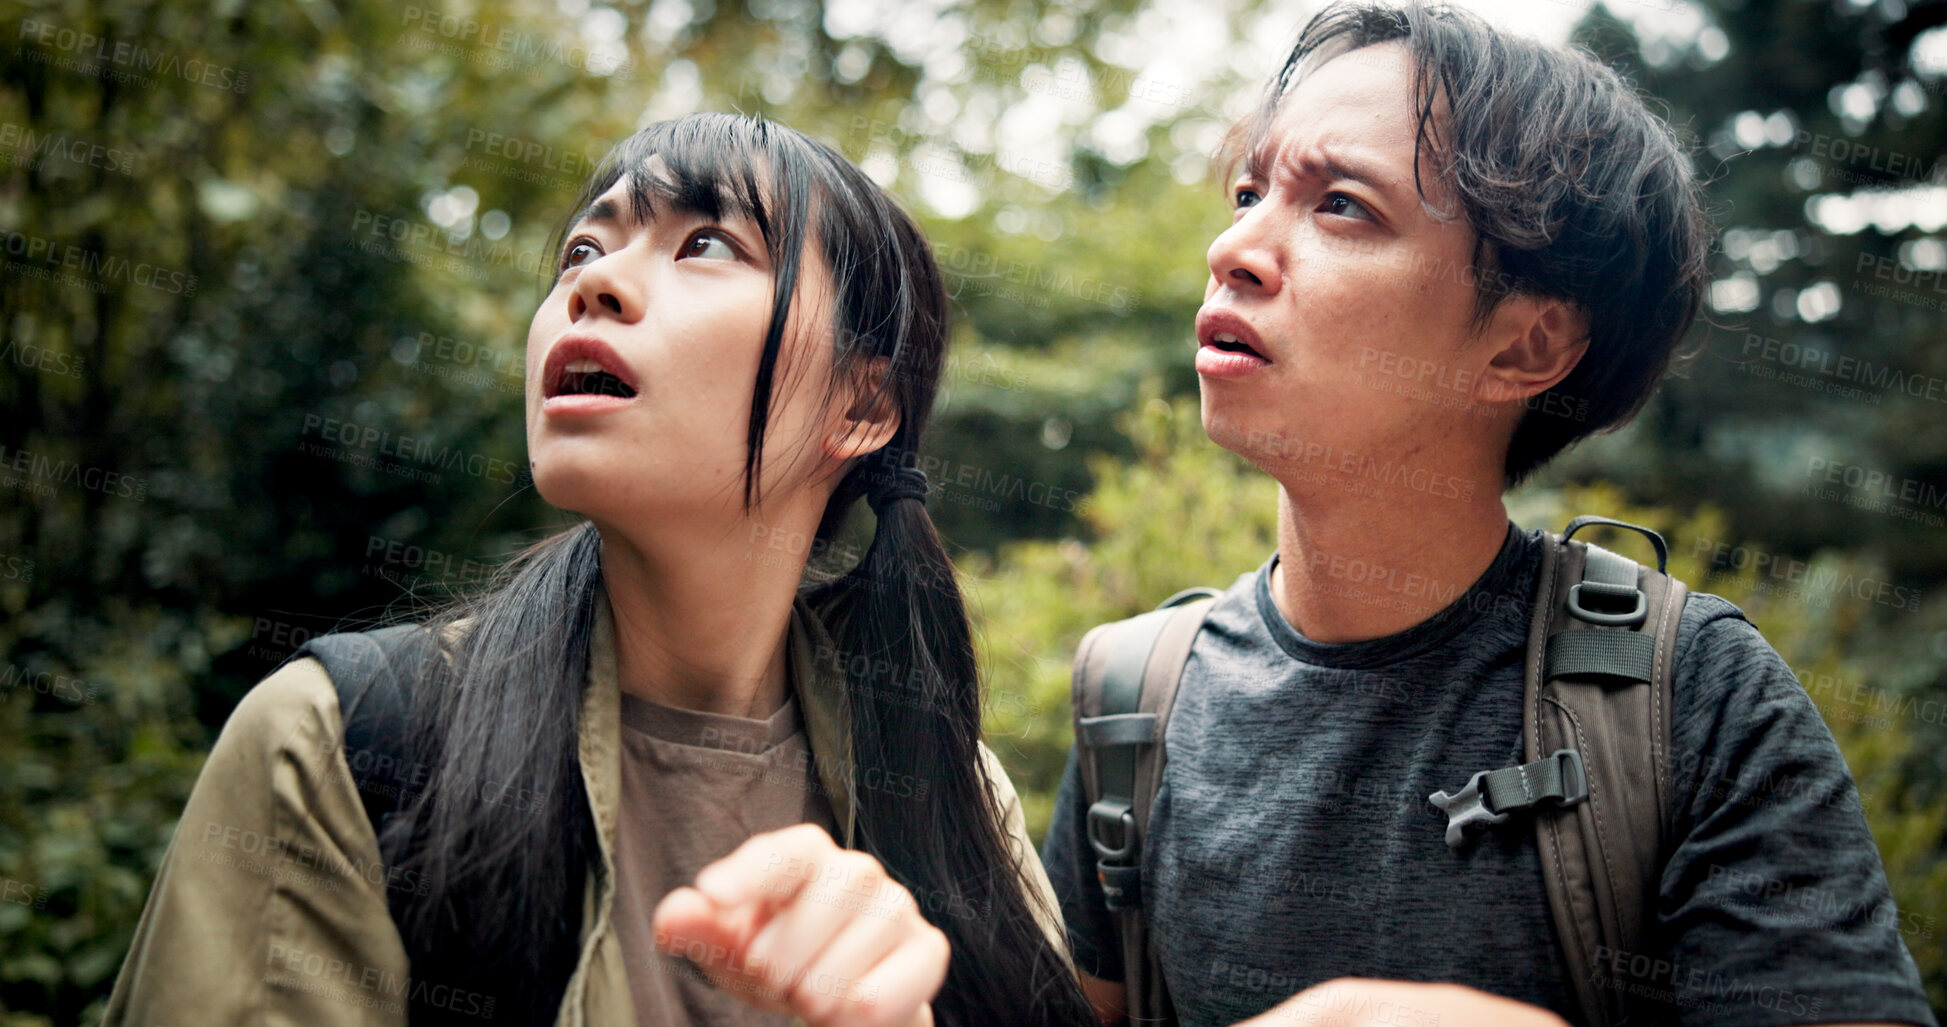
[665,825,951,1027]
[842,922,950,1027]
[772,895,909,1018]
[692,822,834,911]
[742,854,882,989]
[650,886,790,1008]
[650,885,724,948]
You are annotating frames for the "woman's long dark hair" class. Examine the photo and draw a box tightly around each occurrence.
[378,113,1095,1026]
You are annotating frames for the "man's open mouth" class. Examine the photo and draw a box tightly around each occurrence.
[1195,308,1272,364]
[1207,332,1268,361]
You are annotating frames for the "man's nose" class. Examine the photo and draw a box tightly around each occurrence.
[1206,210,1280,297]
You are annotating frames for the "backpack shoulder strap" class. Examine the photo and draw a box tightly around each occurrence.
[1524,517,1686,1027]
[1073,588,1217,1025]
[284,624,441,842]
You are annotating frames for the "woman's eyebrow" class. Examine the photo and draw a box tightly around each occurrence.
[570,189,754,234]
[570,195,634,232]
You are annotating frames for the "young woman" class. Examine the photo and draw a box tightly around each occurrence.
[104,113,1096,1027]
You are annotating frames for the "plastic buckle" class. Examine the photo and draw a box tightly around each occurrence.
[1087,799,1142,912]
[1429,750,1590,850]
[1096,862,1143,911]
[1429,770,1508,849]
[1087,799,1137,863]
[1567,582,1647,626]
[1550,748,1589,807]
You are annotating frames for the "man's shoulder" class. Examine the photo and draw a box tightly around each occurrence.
[1673,589,1751,632]
[1661,591,1846,804]
[1077,561,1264,637]
[1667,590,1784,701]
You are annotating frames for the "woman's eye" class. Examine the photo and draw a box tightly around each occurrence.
[1233,187,1262,210]
[681,231,737,261]
[1319,192,1373,221]
[560,240,600,270]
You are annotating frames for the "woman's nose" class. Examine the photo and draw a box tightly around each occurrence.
[568,247,645,323]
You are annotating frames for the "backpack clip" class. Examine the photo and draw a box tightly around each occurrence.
[1430,748,1588,849]
[1429,768,1509,847]
[1087,799,1143,910]
[1566,581,1647,626]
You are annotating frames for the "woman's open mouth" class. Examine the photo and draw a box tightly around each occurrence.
[542,335,639,414]
[552,361,637,399]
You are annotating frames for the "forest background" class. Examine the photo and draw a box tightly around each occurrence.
[6,0,1947,1020]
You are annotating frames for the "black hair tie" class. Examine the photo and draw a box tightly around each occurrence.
[867,466,930,514]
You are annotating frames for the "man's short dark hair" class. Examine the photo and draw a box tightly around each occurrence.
[1224,1,1713,487]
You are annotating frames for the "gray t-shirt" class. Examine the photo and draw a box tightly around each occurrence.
[1042,524,1936,1026]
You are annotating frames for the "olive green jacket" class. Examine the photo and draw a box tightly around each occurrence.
[104,591,1066,1025]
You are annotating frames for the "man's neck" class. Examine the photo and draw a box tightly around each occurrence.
[1268,480,1513,645]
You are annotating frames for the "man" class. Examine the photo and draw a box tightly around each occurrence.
[1039,3,1936,1026]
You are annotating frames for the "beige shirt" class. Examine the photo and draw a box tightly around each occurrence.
[611,688,838,1026]
[103,588,1068,1025]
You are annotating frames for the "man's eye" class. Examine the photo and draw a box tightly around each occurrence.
[1320,192,1373,221]
[560,240,600,270]
[681,231,737,261]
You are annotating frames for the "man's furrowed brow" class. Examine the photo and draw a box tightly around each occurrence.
[1287,147,1407,200]
[1242,137,1274,182]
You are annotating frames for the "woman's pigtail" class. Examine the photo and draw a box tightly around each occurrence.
[817,454,1093,1026]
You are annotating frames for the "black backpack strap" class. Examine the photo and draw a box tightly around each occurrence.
[282,624,441,841]
[1073,588,1218,1026]
[1526,517,1684,1027]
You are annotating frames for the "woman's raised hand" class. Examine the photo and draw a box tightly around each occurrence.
[651,823,949,1027]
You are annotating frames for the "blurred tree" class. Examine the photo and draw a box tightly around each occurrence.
[1539,1,1947,569]
[1550,0,1947,794]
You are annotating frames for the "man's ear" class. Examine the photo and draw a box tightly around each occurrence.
[1477,296,1590,404]
[823,355,901,462]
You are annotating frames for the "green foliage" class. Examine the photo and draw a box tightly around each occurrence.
[5,0,1947,1020]
[962,382,1277,829]
[1557,0,1947,578]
